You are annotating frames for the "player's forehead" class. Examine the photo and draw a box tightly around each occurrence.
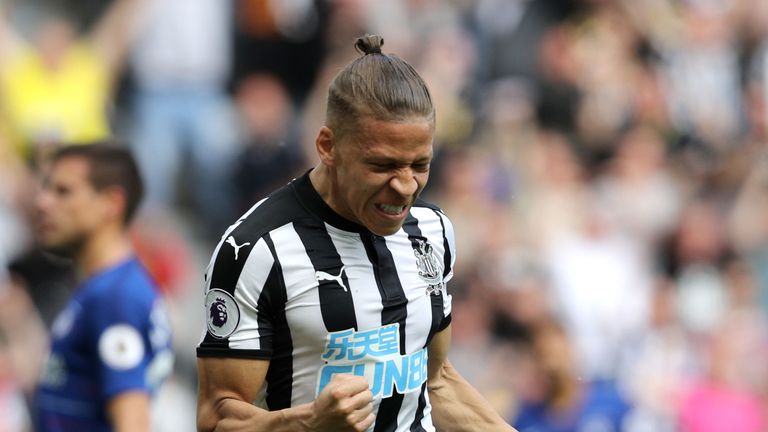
[356,115,434,136]
[47,156,92,187]
[351,117,434,158]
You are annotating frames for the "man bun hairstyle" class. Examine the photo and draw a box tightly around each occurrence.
[52,142,144,225]
[355,34,383,55]
[326,34,434,138]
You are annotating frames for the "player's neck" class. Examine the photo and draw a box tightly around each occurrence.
[309,165,348,221]
[309,165,330,201]
[76,225,133,278]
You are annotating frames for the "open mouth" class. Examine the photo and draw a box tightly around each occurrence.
[36,219,55,232]
[376,203,407,216]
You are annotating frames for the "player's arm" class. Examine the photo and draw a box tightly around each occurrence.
[88,0,147,76]
[197,357,301,432]
[427,325,517,432]
[0,0,24,64]
[197,357,375,432]
[107,390,151,432]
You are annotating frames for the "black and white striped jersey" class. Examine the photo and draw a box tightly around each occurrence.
[197,171,455,432]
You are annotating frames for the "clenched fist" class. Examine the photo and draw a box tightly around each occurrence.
[310,374,375,431]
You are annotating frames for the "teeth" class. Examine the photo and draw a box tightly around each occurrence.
[378,204,405,215]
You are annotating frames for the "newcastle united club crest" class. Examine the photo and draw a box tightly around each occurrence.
[414,240,444,295]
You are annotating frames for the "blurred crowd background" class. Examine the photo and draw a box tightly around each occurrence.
[1,0,768,430]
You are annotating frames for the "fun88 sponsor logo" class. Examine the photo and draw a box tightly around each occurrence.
[316,323,428,398]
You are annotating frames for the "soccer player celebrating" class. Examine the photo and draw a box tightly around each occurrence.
[196,35,516,432]
[33,144,173,431]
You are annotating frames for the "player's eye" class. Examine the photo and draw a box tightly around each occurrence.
[369,162,394,172]
[54,185,71,197]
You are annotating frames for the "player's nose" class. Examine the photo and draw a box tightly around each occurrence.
[35,188,54,214]
[389,169,418,197]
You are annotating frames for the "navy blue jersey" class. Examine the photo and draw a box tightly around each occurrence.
[34,257,173,432]
[513,380,632,432]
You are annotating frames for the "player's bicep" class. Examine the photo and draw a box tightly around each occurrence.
[427,324,451,387]
[107,390,151,432]
[197,357,270,426]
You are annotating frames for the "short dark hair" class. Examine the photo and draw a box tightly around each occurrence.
[326,34,434,138]
[52,142,144,225]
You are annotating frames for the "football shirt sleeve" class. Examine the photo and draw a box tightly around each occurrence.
[438,211,456,331]
[197,236,279,359]
[86,278,159,400]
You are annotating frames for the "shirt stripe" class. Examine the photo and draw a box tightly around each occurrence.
[293,220,358,332]
[364,233,409,432]
[262,234,293,410]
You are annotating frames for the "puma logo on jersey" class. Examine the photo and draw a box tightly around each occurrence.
[315,266,348,292]
[225,236,251,260]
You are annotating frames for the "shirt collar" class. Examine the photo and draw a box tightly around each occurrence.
[292,170,370,234]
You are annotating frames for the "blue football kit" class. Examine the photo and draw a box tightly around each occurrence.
[513,380,632,432]
[34,257,173,431]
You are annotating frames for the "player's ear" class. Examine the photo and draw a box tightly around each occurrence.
[315,126,336,167]
[100,186,127,225]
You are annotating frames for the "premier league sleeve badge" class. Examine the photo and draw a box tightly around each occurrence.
[205,288,241,339]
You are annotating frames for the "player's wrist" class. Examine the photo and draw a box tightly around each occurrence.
[279,402,317,432]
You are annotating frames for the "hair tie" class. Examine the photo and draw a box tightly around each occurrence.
[355,35,384,56]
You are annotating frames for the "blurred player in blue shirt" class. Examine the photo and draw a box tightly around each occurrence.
[33,143,173,431]
[512,322,631,432]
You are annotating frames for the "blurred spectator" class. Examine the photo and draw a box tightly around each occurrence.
[534,24,581,136]
[483,247,554,343]
[661,198,731,335]
[594,125,682,245]
[0,0,145,166]
[0,341,32,431]
[0,276,47,432]
[677,311,767,432]
[620,279,697,432]
[544,193,654,379]
[430,148,506,263]
[571,3,643,156]
[231,73,306,213]
[418,26,477,151]
[449,285,520,421]
[728,148,768,314]
[129,0,238,237]
[658,1,744,152]
[474,0,577,83]
[0,157,31,280]
[232,0,329,105]
[0,277,48,394]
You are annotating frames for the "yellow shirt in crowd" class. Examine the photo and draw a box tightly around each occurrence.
[0,42,110,157]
